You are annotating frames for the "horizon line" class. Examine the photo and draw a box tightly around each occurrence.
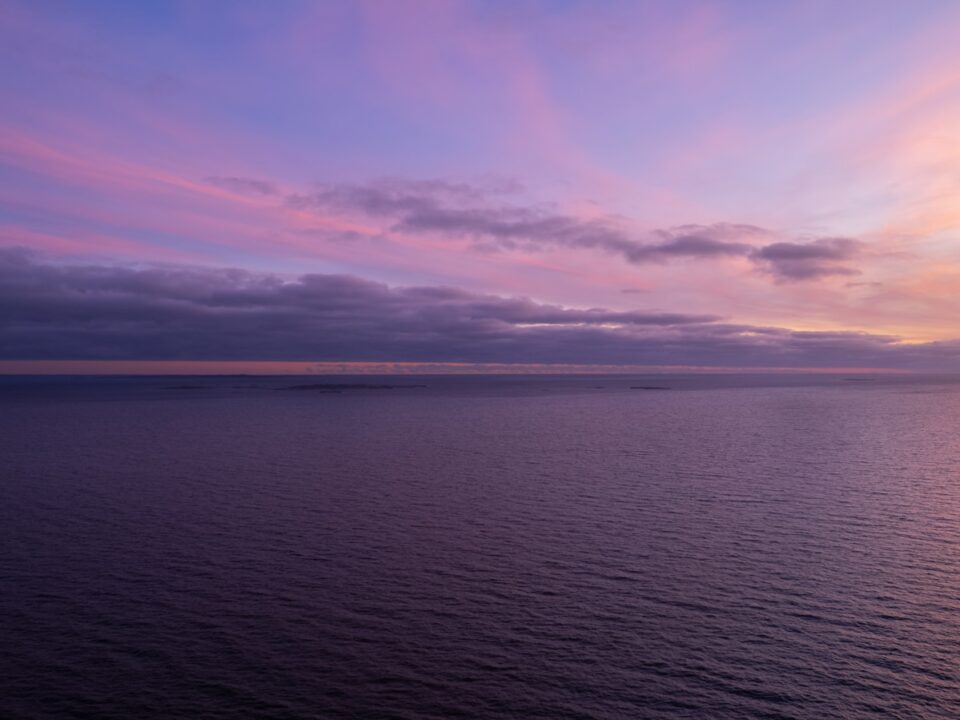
[0,361,917,376]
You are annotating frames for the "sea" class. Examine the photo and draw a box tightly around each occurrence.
[2,373,959,719]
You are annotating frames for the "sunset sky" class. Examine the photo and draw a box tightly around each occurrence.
[2,0,960,371]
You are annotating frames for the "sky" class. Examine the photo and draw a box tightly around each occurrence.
[2,0,960,372]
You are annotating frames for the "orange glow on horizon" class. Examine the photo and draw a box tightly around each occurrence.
[0,360,915,376]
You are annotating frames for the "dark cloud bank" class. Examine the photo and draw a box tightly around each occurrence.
[284,178,862,281]
[2,248,957,369]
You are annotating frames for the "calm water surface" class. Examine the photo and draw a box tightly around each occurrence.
[2,374,960,719]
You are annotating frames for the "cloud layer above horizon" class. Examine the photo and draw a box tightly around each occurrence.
[2,0,960,368]
[3,248,957,370]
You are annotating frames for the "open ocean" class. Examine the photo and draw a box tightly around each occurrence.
[2,373,959,719]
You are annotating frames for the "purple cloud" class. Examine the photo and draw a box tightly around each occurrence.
[1,248,956,369]
[287,179,861,280]
[751,238,861,280]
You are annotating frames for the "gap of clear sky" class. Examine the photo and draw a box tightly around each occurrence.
[2,0,960,371]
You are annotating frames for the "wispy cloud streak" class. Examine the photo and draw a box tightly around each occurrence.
[289,179,862,280]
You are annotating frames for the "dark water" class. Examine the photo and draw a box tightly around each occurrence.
[2,374,960,719]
